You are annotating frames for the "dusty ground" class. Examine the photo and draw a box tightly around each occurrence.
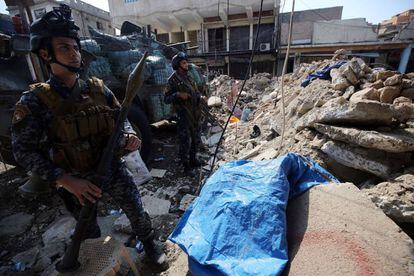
[0,125,202,275]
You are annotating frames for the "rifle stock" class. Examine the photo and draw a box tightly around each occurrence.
[55,52,148,273]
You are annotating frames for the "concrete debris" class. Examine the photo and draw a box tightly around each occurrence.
[41,216,76,245]
[150,168,167,178]
[375,70,397,81]
[295,98,396,130]
[349,87,379,102]
[206,132,222,147]
[0,213,34,237]
[379,86,401,103]
[314,123,414,153]
[363,174,414,223]
[179,194,197,211]
[207,96,222,107]
[11,247,39,270]
[321,140,407,179]
[384,74,403,86]
[205,54,414,227]
[142,195,171,216]
[287,183,414,275]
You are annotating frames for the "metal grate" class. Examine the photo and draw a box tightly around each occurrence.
[62,236,136,276]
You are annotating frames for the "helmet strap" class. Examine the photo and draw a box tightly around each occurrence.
[46,42,82,73]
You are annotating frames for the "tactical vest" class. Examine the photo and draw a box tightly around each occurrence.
[31,77,116,174]
[169,73,201,127]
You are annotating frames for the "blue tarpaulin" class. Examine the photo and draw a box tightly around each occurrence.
[301,60,347,87]
[169,153,339,276]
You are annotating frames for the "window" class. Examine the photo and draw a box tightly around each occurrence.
[124,0,138,3]
[208,28,227,52]
[96,21,103,30]
[34,8,46,19]
[229,26,250,51]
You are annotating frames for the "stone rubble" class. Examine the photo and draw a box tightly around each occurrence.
[204,49,414,224]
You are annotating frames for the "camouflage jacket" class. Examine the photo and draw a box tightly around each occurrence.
[164,71,201,128]
[11,75,134,182]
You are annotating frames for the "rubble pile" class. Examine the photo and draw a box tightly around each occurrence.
[205,49,414,224]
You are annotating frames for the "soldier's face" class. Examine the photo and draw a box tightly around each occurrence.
[179,60,188,71]
[51,37,81,68]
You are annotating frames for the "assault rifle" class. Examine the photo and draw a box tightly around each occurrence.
[55,52,149,272]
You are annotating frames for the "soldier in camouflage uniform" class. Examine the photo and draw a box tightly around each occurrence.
[11,5,167,268]
[165,52,202,175]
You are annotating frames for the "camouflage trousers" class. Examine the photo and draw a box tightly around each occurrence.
[177,116,201,166]
[58,161,152,240]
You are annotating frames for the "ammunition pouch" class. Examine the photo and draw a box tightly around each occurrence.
[32,78,117,173]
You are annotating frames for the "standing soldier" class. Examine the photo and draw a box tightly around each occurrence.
[165,52,202,175]
[11,5,167,269]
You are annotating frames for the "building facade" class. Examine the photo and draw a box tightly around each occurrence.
[108,1,412,76]
[6,0,115,37]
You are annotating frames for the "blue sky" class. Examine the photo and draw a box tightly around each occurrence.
[0,0,413,24]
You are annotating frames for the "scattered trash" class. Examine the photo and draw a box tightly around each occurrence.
[241,108,252,122]
[150,168,167,178]
[135,241,144,253]
[250,125,261,138]
[109,209,123,216]
[13,262,26,272]
[124,150,152,185]
[153,157,166,162]
[229,116,240,124]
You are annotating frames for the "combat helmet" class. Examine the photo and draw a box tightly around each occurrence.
[171,52,188,70]
[30,4,81,72]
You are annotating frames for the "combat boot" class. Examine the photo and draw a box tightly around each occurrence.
[142,236,169,270]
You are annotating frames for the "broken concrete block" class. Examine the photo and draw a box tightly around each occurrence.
[384,74,403,86]
[150,168,167,178]
[314,123,414,153]
[342,86,355,100]
[402,78,414,89]
[12,247,39,269]
[320,141,400,179]
[349,87,379,103]
[239,144,263,160]
[379,86,401,103]
[375,70,397,81]
[392,102,414,123]
[369,80,385,89]
[295,98,395,130]
[363,174,414,223]
[349,59,362,77]
[401,87,414,99]
[210,126,222,134]
[341,64,359,85]
[142,196,171,216]
[393,96,412,105]
[179,194,197,211]
[207,96,222,107]
[330,68,350,91]
[0,213,34,237]
[287,183,414,276]
[251,148,278,161]
[42,216,76,245]
[208,132,222,147]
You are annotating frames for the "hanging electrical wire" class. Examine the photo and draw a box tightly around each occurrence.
[196,0,265,195]
[274,0,295,157]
